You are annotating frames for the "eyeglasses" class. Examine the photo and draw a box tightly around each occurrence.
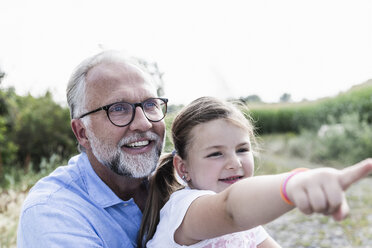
[79,98,168,127]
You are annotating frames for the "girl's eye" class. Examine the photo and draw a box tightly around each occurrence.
[207,152,222,158]
[237,148,250,153]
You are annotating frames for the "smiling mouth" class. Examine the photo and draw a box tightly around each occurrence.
[124,140,150,148]
[219,176,243,182]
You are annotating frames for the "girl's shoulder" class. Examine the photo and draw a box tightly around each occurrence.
[169,187,216,204]
[148,188,217,248]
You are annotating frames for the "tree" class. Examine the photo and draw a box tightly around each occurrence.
[0,70,6,176]
[239,95,262,103]
[280,93,292,102]
[13,91,76,170]
[0,67,5,84]
[135,58,165,97]
[0,71,18,179]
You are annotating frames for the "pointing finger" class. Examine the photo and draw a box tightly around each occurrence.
[339,158,372,190]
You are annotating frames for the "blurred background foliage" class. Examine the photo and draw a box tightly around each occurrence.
[248,81,372,134]
[1,76,372,189]
[0,85,76,188]
[246,80,372,166]
[1,68,372,247]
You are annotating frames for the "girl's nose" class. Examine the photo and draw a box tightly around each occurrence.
[226,155,242,169]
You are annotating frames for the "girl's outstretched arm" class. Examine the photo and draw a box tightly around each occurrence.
[174,159,372,246]
[287,158,372,221]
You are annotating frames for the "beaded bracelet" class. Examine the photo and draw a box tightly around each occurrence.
[280,168,309,205]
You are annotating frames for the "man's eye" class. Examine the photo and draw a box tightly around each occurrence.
[144,100,159,110]
[113,106,124,111]
[110,103,131,113]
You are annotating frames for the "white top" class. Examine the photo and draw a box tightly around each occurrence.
[147,188,269,248]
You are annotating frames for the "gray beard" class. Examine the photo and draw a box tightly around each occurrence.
[86,130,162,178]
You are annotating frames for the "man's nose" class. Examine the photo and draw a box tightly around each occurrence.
[129,106,152,131]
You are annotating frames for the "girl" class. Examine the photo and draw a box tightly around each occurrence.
[138,96,372,248]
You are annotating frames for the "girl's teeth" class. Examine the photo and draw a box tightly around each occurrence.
[222,176,240,181]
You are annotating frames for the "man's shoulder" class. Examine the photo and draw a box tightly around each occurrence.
[22,156,86,211]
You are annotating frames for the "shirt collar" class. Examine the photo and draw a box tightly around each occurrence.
[75,153,126,208]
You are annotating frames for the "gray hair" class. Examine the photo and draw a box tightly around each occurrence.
[67,50,158,119]
[66,50,160,152]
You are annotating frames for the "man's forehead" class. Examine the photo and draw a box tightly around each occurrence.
[84,61,158,103]
[87,61,147,81]
[86,61,157,90]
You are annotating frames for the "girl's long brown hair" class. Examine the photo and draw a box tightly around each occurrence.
[137,96,256,247]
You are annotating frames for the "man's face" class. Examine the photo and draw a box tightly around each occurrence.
[82,61,166,178]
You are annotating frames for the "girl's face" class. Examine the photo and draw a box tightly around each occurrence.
[182,119,254,193]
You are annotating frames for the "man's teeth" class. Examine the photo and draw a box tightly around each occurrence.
[127,140,150,147]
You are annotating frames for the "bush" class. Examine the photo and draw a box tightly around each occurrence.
[249,81,372,134]
[287,113,372,167]
[1,154,65,190]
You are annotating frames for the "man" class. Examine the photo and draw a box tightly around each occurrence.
[17,50,167,247]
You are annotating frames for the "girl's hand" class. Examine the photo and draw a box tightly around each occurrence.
[286,159,372,221]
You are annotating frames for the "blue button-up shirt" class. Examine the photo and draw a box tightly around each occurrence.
[17,153,143,248]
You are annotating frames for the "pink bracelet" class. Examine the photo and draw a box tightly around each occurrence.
[280,168,309,205]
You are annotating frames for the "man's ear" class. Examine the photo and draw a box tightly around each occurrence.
[173,154,189,180]
[71,119,90,150]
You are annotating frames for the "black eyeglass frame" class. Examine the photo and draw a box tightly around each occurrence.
[78,97,168,127]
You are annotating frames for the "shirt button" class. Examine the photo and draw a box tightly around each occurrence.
[123,203,128,207]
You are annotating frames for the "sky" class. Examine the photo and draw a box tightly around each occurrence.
[0,0,372,105]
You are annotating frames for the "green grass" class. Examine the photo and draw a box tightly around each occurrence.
[0,154,66,248]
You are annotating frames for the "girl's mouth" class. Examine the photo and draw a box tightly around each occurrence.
[219,176,243,184]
